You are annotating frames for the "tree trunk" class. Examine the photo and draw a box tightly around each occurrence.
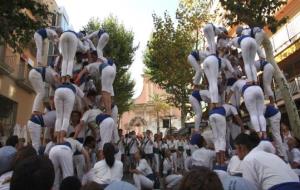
[156,111,160,133]
[262,37,300,138]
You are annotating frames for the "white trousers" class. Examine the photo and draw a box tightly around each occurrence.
[101,65,116,95]
[165,174,182,189]
[171,152,177,173]
[73,154,85,180]
[59,32,78,77]
[244,86,266,132]
[187,54,202,85]
[203,24,216,54]
[241,37,257,82]
[226,87,241,108]
[49,145,74,190]
[97,32,109,59]
[154,153,160,173]
[268,112,285,157]
[34,32,49,66]
[209,114,226,152]
[29,69,46,112]
[203,56,219,103]
[189,95,202,131]
[133,174,154,190]
[27,120,41,153]
[263,64,275,98]
[54,88,75,132]
[99,118,115,150]
[254,31,267,59]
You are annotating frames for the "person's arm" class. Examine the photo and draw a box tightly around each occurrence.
[226,90,234,103]
[74,120,85,139]
[241,160,260,190]
[84,31,98,40]
[81,148,91,172]
[233,114,245,132]
[74,67,88,85]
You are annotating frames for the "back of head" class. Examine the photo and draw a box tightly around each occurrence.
[6,136,19,147]
[10,155,54,190]
[103,143,115,168]
[81,181,103,190]
[190,133,205,148]
[234,132,259,151]
[60,176,81,190]
[13,145,37,169]
[179,166,224,190]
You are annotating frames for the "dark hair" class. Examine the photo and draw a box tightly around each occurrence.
[87,90,97,97]
[69,132,75,138]
[179,166,224,190]
[91,50,98,57]
[84,136,96,146]
[6,135,19,147]
[10,155,54,190]
[234,132,260,151]
[13,145,37,169]
[81,181,103,190]
[138,148,146,159]
[60,176,81,190]
[103,143,115,168]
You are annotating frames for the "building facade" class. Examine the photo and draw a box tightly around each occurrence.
[119,76,182,135]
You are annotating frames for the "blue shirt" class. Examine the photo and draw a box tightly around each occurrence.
[0,146,17,175]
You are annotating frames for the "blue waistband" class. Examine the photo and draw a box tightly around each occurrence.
[35,67,46,82]
[57,83,76,94]
[238,35,251,46]
[191,50,200,61]
[146,173,155,181]
[57,141,72,149]
[265,105,279,118]
[30,114,45,127]
[64,30,78,37]
[96,113,111,125]
[37,29,47,39]
[269,182,300,190]
[209,107,226,116]
[97,29,106,38]
[208,54,221,69]
[226,78,237,86]
[191,90,202,103]
[242,84,257,94]
[260,60,269,71]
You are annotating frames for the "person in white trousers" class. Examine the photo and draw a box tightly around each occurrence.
[254,60,275,104]
[203,54,235,108]
[228,35,258,83]
[54,83,84,143]
[188,90,211,132]
[49,138,90,190]
[34,27,62,66]
[236,26,266,60]
[85,29,109,61]
[29,66,60,114]
[203,23,228,54]
[96,113,116,159]
[27,110,56,153]
[187,50,209,88]
[209,104,244,165]
[130,149,155,190]
[227,79,267,138]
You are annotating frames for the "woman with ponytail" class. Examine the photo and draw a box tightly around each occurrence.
[91,143,123,187]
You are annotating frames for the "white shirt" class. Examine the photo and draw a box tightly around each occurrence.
[230,79,247,93]
[184,156,192,172]
[242,148,299,190]
[45,28,58,40]
[143,137,154,154]
[81,109,102,125]
[290,148,300,165]
[223,104,238,117]
[0,171,12,190]
[45,67,59,85]
[92,160,123,184]
[163,158,173,175]
[128,137,139,154]
[86,62,101,77]
[199,90,211,103]
[137,159,153,176]
[42,110,56,128]
[167,141,177,150]
[64,138,84,154]
[192,147,216,169]
[117,137,125,154]
[44,141,55,155]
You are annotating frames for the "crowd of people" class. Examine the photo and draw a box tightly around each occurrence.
[0,20,300,190]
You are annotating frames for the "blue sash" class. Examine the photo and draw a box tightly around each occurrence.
[57,83,76,94]
[209,107,226,116]
[226,78,237,86]
[30,114,45,127]
[146,173,155,181]
[208,54,221,69]
[191,50,200,61]
[57,141,72,150]
[242,84,257,94]
[97,29,106,38]
[250,27,262,38]
[37,29,47,39]
[35,67,46,82]
[264,105,279,118]
[64,30,78,37]
[96,113,111,125]
[238,35,251,46]
[99,63,108,73]
[191,90,202,103]
[268,182,300,190]
[260,60,269,71]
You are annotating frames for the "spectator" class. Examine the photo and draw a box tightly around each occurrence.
[60,176,81,190]
[287,137,300,169]
[81,181,103,190]
[0,136,19,175]
[10,155,55,190]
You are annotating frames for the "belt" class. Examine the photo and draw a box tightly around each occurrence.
[30,114,45,127]
[238,35,251,46]
[34,67,46,82]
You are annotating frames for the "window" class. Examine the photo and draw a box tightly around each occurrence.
[0,95,17,138]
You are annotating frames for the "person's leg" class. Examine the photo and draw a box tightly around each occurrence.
[217,115,227,165]
[59,148,74,179]
[54,90,64,141]
[204,58,219,105]
[59,33,69,78]
[42,39,49,67]
[29,70,45,114]
[101,66,115,115]
[209,115,220,164]
[189,96,202,132]
[133,174,142,189]
[66,35,78,79]
[34,32,43,66]
[244,89,261,133]
[61,90,75,141]
[49,147,61,190]
[255,87,267,137]
[263,64,275,104]
[140,175,154,189]
[188,54,202,85]
[269,113,285,157]
[27,121,41,153]
[241,38,257,82]
[203,24,216,54]
[97,32,109,59]
[74,154,85,180]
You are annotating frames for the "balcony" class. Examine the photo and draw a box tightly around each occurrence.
[0,56,14,75]
[275,75,300,103]
[15,57,34,93]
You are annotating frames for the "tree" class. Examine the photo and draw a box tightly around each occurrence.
[82,16,136,117]
[149,93,170,133]
[0,0,53,53]
[220,0,300,138]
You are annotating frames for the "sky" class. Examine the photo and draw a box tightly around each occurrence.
[56,0,179,98]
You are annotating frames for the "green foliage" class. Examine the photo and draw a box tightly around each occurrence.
[82,16,136,116]
[219,0,288,33]
[0,0,53,52]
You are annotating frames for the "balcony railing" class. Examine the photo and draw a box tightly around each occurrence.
[15,59,34,93]
[274,76,300,101]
